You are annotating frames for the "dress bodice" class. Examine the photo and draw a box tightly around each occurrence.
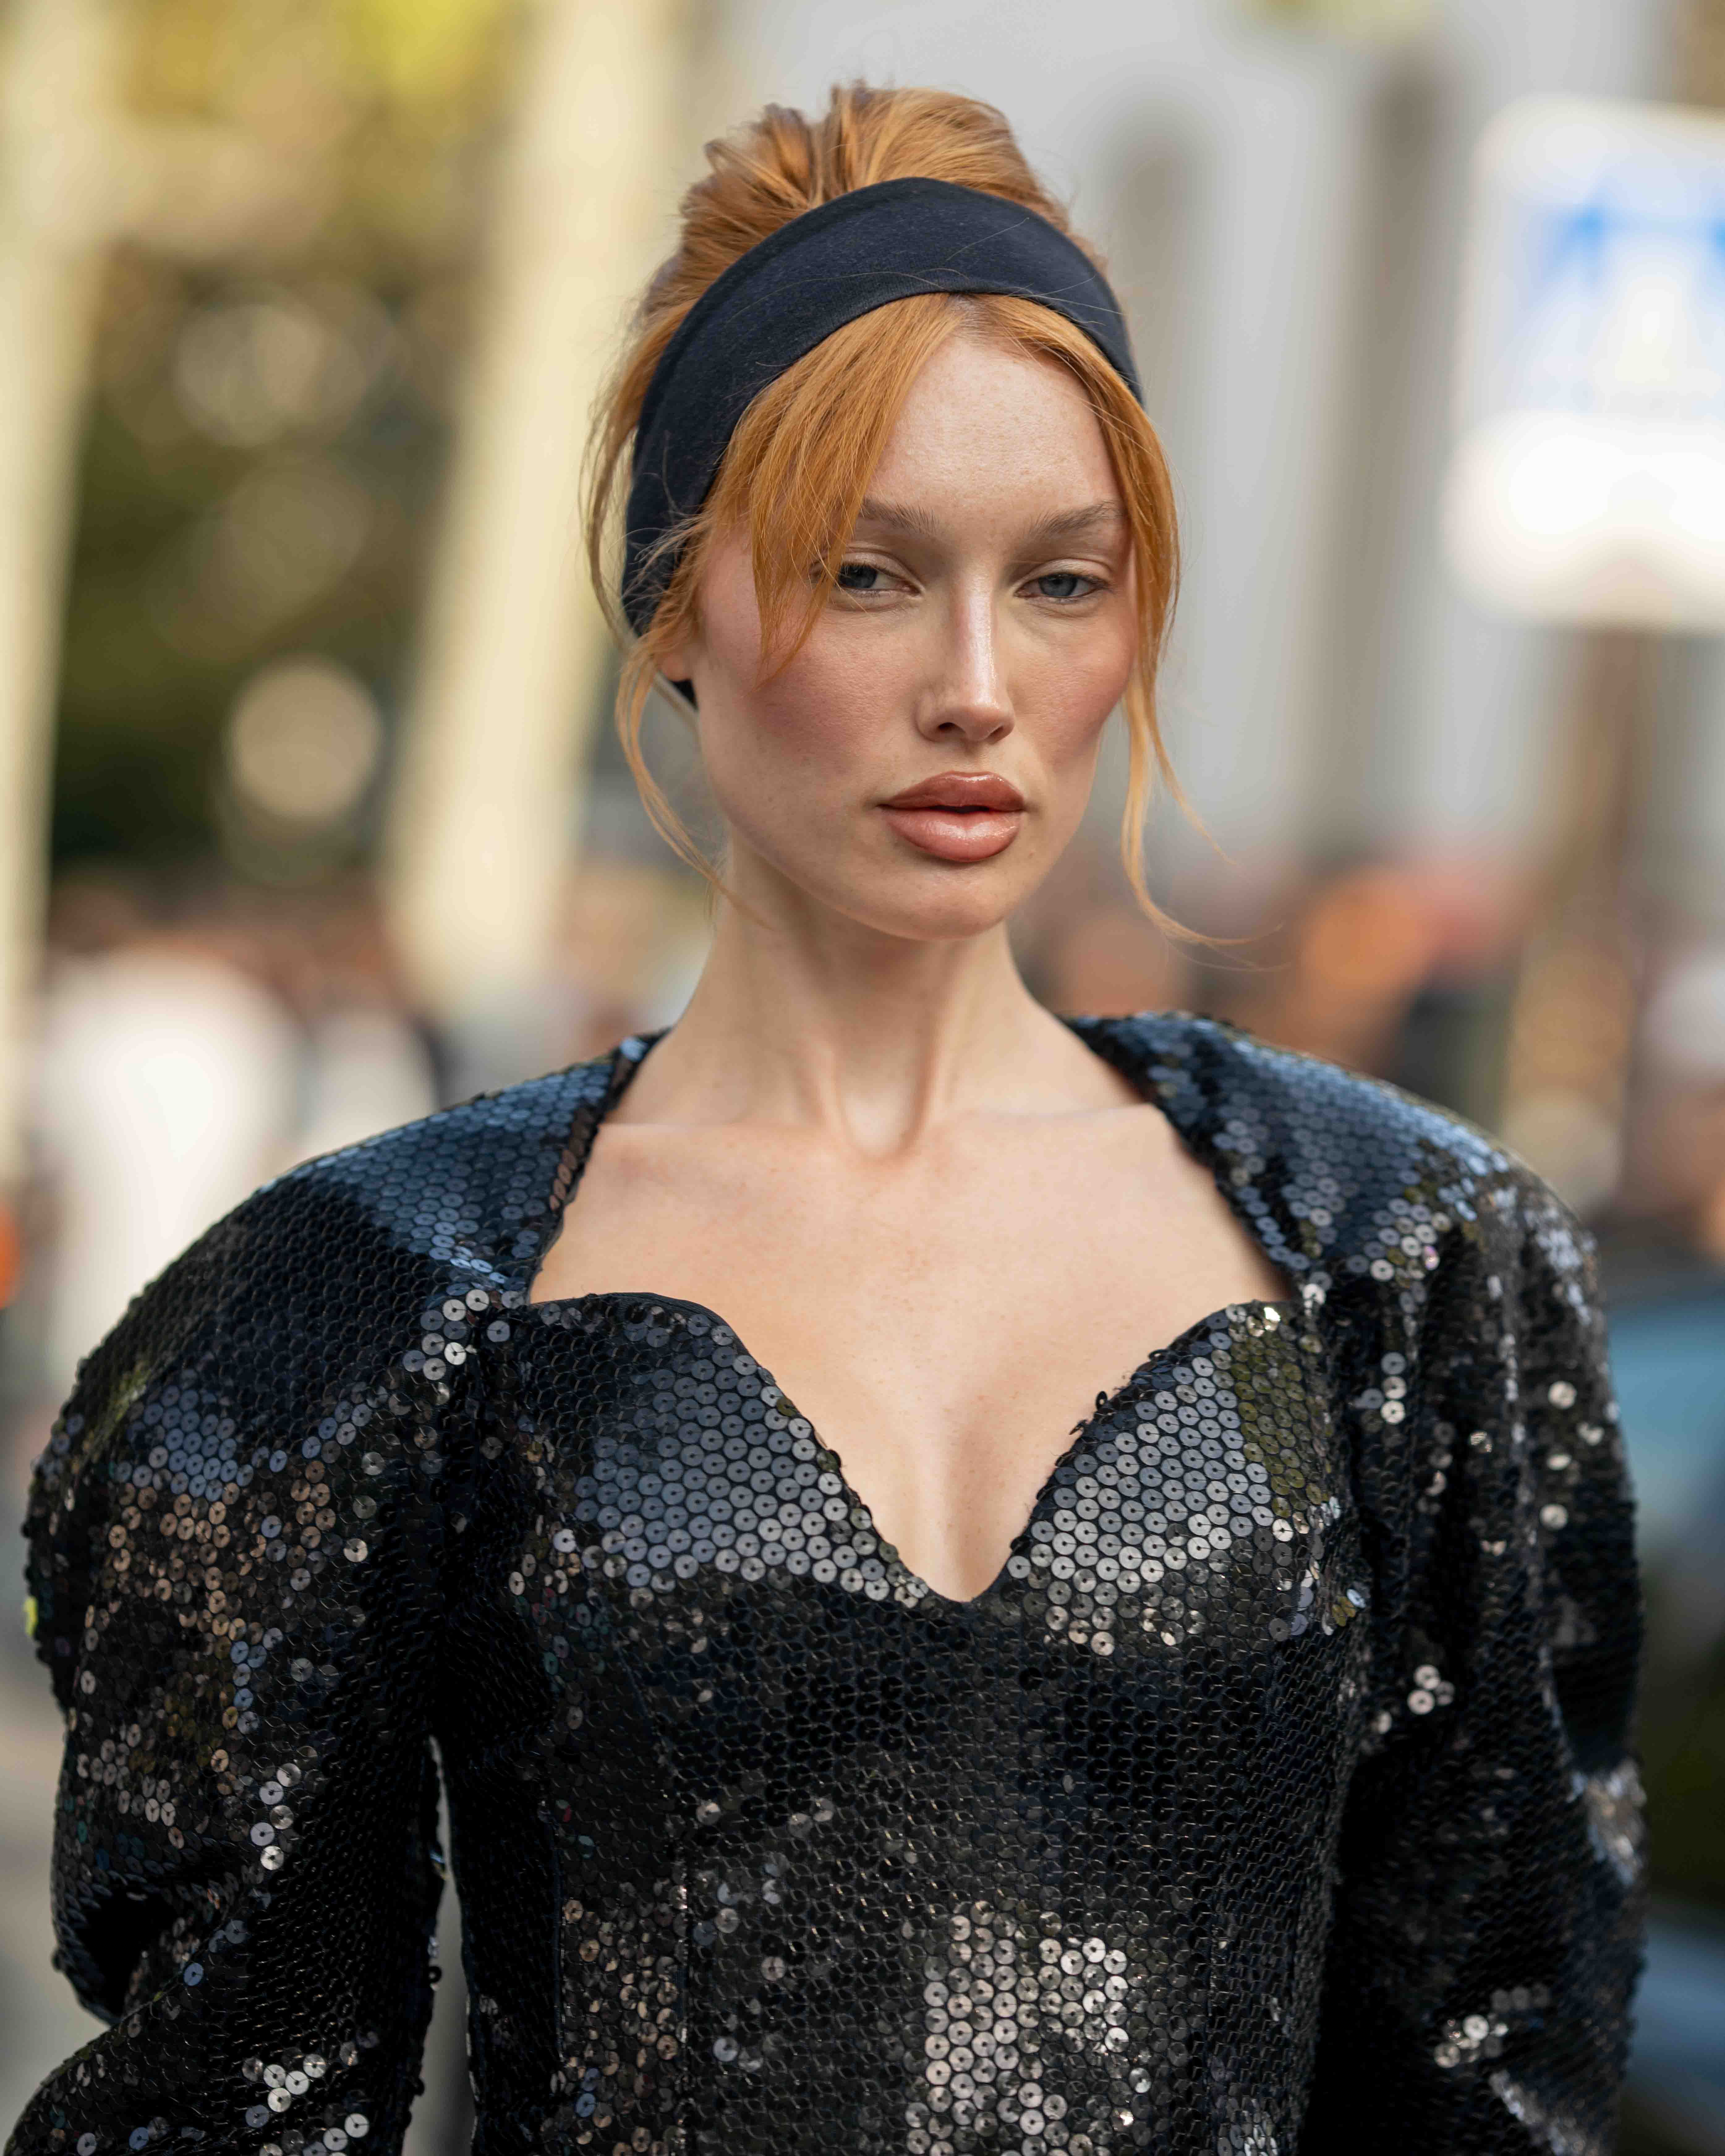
[454,1286,1347,2150]
[10,1011,1647,2156]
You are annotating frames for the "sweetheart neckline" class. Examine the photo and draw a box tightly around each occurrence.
[524,1285,1303,1610]
[520,1016,1304,1612]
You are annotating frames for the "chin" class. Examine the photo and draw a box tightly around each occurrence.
[746,830,1038,941]
[839,871,1026,943]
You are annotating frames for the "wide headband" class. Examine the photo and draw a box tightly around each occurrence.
[621,175,1143,634]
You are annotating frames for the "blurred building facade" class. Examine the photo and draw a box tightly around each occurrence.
[704,0,1686,866]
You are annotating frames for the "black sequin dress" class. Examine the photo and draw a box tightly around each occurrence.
[9,1012,1647,2156]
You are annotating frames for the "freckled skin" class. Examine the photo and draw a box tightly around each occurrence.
[665,329,1139,943]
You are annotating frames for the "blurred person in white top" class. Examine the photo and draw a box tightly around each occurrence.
[29,874,303,1397]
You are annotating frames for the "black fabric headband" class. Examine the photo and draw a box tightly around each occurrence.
[620,175,1143,634]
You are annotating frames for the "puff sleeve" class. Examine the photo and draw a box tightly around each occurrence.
[6,1164,460,2156]
[1297,1172,1648,2152]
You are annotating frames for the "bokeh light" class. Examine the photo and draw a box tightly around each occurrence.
[223,655,384,827]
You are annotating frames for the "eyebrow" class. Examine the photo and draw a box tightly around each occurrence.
[854,497,1127,546]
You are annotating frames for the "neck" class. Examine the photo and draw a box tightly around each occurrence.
[614,884,1121,1156]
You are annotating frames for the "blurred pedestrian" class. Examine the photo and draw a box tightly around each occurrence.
[29,877,299,1396]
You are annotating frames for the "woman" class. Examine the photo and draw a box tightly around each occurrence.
[11,85,1645,2156]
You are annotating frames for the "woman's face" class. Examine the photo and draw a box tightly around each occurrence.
[664,327,1139,943]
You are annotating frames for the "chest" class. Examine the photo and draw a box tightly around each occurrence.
[529,1106,1290,1605]
[499,1289,1350,1632]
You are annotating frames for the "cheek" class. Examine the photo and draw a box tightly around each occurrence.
[1026,623,1137,770]
[709,619,892,789]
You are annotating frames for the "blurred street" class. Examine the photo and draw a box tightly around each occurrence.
[3,0,1725,2150]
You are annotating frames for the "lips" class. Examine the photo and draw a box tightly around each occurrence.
[880,772,1025,812]
[877,771,1025,863]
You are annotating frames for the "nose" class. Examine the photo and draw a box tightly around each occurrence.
[917,581,1013,743]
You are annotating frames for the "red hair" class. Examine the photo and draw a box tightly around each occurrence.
[584,83,1188,929]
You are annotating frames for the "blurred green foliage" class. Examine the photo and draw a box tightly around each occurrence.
[52,0,526,872]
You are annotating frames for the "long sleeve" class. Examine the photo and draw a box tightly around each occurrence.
[7,1163,461,2156]
[1297,1170,1648,2153]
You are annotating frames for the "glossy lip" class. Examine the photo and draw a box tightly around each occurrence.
[879,770,1026,811]
[877,771,1025,863]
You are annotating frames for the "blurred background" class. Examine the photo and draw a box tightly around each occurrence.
[1,0,1723,2149]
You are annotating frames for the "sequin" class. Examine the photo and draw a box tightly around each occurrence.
[8,1011,1647,2155]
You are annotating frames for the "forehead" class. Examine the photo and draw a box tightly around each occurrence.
[865,328,1120,513]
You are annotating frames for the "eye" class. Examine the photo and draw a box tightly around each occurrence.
[834,560,897,596]
[1028,571,1104,603]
